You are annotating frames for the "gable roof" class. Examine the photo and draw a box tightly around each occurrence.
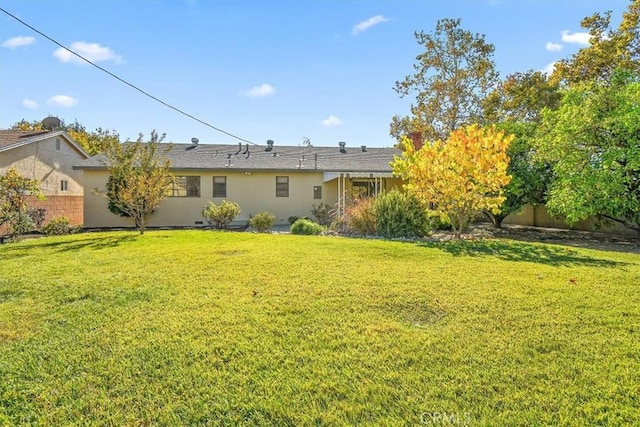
[75,142,401,173]
[0,130,51,149]
[0,130,90,158]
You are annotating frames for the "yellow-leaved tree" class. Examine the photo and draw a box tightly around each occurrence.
[392,124,513,238]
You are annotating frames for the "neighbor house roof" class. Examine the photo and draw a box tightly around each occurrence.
[0,130,89,157]
[0,130,51,150]
[75,142,401,173]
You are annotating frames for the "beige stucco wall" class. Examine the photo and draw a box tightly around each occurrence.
[83,169,337,228]
[503,204,636,236]
[83,170,406,229]
[0,136,85,197]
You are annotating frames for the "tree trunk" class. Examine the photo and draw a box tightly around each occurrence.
[452,213,466,239]
[493,216,503,229]
[482,210,504,229]
[134,215,145,235]
[453,228,461,239]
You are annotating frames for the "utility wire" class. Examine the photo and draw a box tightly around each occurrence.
[0,6,258,146]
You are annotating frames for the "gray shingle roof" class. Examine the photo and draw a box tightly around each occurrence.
[76,142,401,173]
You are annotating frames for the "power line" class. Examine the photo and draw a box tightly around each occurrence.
[0,6,258,146]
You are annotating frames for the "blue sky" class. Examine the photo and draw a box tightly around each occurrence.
[0,0,631,148]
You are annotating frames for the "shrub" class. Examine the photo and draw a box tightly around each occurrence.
[249,212,275,233]
[9,212,35,235]
[429,213,452,231]
[288,216,299,225]
[344,197,377,235]
[374,189,430,238]
[42,216,79,236]
[311,202,335,226]
[291,218,324,235]
[28,208,46,229]
[289,216,311,225]
[202,200,241,229]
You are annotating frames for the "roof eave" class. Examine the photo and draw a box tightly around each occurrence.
[0,131,90,158]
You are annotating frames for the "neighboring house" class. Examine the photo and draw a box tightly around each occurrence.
[75,141,403,228]
[0,130,89,227]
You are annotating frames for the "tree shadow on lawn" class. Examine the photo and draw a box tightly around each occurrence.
[416,239,624,267]
[0,234,137,258]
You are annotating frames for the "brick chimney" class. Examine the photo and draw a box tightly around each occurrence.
[408,131,424,151]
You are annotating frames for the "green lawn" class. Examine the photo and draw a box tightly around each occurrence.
[0,231,639,425]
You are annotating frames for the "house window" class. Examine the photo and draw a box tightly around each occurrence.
[60,180,68,191]
[169,176,201,197]
[313,186,322,199]
[213,176,227,198]
[55,138,61,151]
[276,176,289,197]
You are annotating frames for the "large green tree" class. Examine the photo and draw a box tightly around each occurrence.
[536,70,640,235]
[484,122,552,228]
[390,18,499,142]
[483,70,561,124]
[551,0,639,87]
[481,70,560,227]
[66,121,120,156]
[104,131,172,235]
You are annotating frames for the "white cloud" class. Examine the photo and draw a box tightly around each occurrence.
[352,15,390,35]
[1,36,35,48]
[561,30,590,46]
[47,95,78,107]
[542,62,556,76]
[545,42,563,52]
[243,83,276,98]
[21,99,39,109]
[53,41,123,64]
[321,115,343,127]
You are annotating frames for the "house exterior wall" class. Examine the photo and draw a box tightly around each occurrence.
[0,136,84,197]
[0,135,86,228]
[82,169,406,229]
[83,169,336,228]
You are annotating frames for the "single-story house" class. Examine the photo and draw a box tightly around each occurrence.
[74,141,403,228]
[0,130,89,228]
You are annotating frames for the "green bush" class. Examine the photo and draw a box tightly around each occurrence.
[42,216,79,236]
[288,216,299,225]
[311,202,334,226]
[291,218,324,235]
[429,212,452,231]
[249,212,275,233]
[202,200,240,229]
[374,189,430,238]
[344,197,377,235]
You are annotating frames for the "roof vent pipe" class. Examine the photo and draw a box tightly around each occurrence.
[339,141,347,154]
[265,139,274,152]
[234,142,242,155]
[191,137,199,146]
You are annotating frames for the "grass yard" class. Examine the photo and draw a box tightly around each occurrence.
[0,230,639,425]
